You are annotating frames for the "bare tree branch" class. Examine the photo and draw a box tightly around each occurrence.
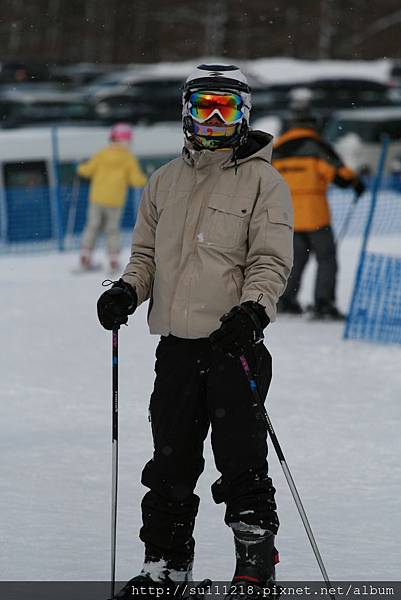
[338,7,401,54]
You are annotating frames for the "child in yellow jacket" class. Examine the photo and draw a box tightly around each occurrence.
[78,123,147,272]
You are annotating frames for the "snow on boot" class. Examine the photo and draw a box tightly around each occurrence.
[140,557,212,598]
[111,574,186,600]
[227,522,279,599]
[141,557,193,583]
[111,573,211,600]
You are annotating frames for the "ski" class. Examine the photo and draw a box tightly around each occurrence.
[71,263,103,275]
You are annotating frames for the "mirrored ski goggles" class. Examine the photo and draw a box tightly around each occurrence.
[189,92,244,124]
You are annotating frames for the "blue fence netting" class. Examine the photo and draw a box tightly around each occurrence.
[2,178,401,254]
[344,252,401,344]
[1,169,401,345]
[0,182,142,253]
[329,187,401,238]
[344,137,401,346]
[61,183,141,241]
[2,185,53,244]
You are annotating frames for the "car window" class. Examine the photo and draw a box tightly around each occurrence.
[127,79,182,101]
[381,120,401,140]
[17,101,92,120]
[325,118,401,143]
[312,87,389,109]
[3,160,48,187]
[0,101,13,123]
[58,162,79,185]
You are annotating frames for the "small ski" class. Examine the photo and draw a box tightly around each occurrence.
[71,263,103,275]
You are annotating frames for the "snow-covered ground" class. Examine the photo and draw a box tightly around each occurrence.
[1,237,401,583]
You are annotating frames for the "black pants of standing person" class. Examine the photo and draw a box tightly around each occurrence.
[139,334,278,571]
[282,225,337,307]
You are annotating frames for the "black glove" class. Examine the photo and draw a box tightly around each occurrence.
[353,177,366,198]
[97,279,137,330]
[209,301,269,358]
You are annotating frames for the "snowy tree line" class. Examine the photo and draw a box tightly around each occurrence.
[1,0,401,64]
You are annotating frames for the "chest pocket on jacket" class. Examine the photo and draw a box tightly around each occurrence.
[204,193,252,248]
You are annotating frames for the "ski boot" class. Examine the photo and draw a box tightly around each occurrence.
[111,559,210,600]
[111,573,184,599]
[74,249,102,274]
[109,255,121,276]
[79,248,93,270]
[227,523,280,600]
[277,298,303,315]
[309,302,345,321]
[111,575,212,600]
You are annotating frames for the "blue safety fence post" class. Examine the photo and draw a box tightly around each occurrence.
[0,170,7,250]
[344,135,390,340]
[133,187,142,224]
[51,127,65,251]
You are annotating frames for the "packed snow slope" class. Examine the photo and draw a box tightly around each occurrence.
[1,238,400,582]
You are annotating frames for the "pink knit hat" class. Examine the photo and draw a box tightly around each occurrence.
[110,123,133,142]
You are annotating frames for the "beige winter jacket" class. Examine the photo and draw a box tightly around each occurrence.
[122,131,293,339]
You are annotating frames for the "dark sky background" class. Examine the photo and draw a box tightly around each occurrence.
[0,0,401,64]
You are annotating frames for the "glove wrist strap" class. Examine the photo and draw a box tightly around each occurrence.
[241,301,270,331]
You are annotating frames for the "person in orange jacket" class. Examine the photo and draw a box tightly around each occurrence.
[77,123,147,272]
[272,109,365,319]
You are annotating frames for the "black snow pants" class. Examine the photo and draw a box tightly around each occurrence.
[282,225,337,306]
[140,335,278,570]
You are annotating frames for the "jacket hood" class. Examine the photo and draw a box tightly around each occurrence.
[234,130,274,164]
[274,127,320,148]
[182,130,273,169]
[99,143,131,165]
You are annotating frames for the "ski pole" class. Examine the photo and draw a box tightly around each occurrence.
[111,327,119,599]
[239,354,335,600]
[336,192,358,244]
[65,174,80,250]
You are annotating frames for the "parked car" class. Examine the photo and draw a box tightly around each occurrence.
[252,77,394,126]
[388,60,401,103]
[0,61,53,84]
[0,123,183,244]
[323,107,401,174]
[92,74,184,124]
[0,90,97,128]
[81,66,151,99]
[90,66,264,125]
[389,60,401,87]
[0,123,183,183]
[48,62,120,87]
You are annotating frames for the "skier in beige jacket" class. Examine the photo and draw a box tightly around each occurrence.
[97,65,293,599]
